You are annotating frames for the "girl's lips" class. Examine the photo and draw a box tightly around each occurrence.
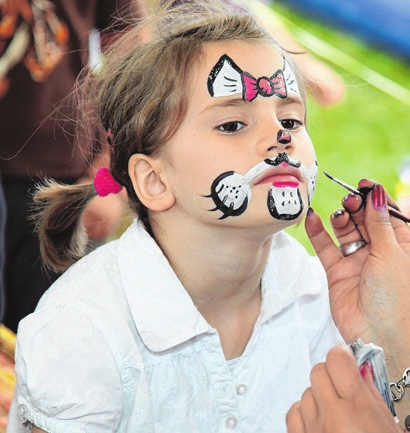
[259,174,300,188]
[253,162,302,187]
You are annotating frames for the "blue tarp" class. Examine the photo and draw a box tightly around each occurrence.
[276,0,410,59]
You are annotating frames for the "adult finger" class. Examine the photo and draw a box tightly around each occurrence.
[286,402,306,433]
[299,388,319,432]
[330,207,367,247]
[323,345,363,401]
[339,179,379,242]
[340,193,369,243]
[310,361,340,409]
[359,180,406,233]
[364,184,400,253]
[359,179,400,210]
[305,208,343,270]
[360,362,386,405]
[342,191,365,214]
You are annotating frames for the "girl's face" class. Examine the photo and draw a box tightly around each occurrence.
[157,40,317,234]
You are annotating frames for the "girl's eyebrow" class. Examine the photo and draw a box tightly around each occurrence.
[200,94,305,115]
[279,95,305,108]
[200,97,247,114]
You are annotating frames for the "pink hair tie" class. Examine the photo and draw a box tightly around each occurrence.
[94,167,123,197]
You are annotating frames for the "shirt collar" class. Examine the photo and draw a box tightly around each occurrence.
[118,220,211,352]
[118,221,324,352]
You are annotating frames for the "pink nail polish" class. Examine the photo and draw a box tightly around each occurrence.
[372,184,386,210]
[360,361,374,380]
[358,179,369,188]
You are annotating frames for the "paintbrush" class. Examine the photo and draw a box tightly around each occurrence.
[323,171,410,223]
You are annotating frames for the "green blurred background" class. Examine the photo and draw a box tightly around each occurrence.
[269,2,410,253]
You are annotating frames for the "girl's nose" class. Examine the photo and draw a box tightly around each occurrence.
[266,129,293,153]
[277,129,291,145]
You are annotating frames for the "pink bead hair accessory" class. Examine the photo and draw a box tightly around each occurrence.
[94,167,123,197]
[106,128,114,145]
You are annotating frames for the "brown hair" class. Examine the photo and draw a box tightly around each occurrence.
[32,0,306,272]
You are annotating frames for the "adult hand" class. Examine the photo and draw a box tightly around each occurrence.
[305,181,410,422]
[286,345,401,433]
[307,181,410,342]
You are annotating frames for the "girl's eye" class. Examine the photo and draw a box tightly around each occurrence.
[217,121,245,133]
[280,119,302,130]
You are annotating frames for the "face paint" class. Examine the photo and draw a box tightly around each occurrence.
[207,171,251,219]
[282,57,300,97]
[267,187,304,220]
[205,152,316,221]
[242,70,286,102]
[266,159,317,219]
[277,129,291,144]
[207,54,300,101]
[300,160,318,206]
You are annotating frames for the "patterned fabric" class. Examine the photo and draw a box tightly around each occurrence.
[0,0,144,178]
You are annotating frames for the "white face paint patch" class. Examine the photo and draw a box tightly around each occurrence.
[300,161,318,206]
[207,54,301,102]
[207,55,243,98]
[282,58,300,98]
[267,186,303,220]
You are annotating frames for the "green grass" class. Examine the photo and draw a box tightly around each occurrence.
[271,3,410,253]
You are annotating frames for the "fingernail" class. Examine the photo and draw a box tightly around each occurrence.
[332,209,345,219]
[371,184,386,210]
[342,193,358,206]
[358,178,369,188]
[360,361,374,380]
[307,207,315,216]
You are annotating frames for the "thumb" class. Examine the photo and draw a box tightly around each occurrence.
[360,362,386,403]
[365,184,398,252]
[359,361,400,427]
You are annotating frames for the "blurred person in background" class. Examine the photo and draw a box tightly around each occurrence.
[0,0,146,335]
[0,3,146,431]
[0,183,4,324]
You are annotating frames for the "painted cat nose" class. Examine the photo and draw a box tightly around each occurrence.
[277,129,291,144]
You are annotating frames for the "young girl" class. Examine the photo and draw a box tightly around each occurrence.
[6,1,409,432]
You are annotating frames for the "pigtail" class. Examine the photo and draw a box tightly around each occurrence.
[31,180,97,273]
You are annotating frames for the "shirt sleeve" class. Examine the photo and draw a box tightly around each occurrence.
[13,306,123,433]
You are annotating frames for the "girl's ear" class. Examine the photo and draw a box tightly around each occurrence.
[128,154,175,211]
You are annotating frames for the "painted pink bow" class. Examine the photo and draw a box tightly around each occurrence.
[243,71,286,102]
[94,167,123,197]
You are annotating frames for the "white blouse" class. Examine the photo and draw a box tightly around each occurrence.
[8,221,344,433]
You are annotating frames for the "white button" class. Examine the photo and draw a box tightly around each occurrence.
[225,416,238,429]
[236,384,247,395]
